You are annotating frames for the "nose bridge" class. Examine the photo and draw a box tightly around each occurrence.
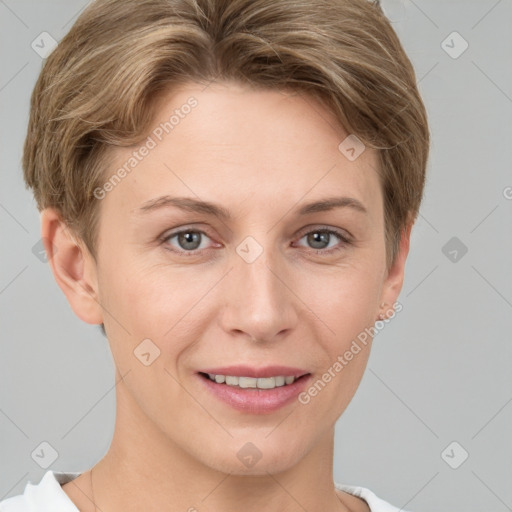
[221,236,298,341]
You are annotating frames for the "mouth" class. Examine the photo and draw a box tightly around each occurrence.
[198,372,310,389]
[196,370,312,414]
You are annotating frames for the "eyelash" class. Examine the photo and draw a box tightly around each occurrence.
[160,226,352,257]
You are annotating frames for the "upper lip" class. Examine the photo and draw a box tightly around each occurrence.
[198,365,310,379]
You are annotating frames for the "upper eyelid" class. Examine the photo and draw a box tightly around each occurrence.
[161,225,215,241]
[162,225,351,247]
[296,225,351,238]
[162,224,349,237]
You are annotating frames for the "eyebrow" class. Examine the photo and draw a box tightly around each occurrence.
[135,195,367,219]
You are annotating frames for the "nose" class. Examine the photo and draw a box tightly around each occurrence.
[218,242,299,343]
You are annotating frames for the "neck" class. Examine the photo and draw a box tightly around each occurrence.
[87,379,351,512]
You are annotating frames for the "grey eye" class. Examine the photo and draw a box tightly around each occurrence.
[306,231,332,249]
[164,229,211,252]
[176,231,202,250]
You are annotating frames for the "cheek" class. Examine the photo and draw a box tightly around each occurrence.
[301,274,378,423]
[303,261,383,334]
[98,257,214,354]
[298,261,381,391]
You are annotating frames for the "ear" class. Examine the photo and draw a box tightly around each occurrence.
[40,208,104,325]
[377,221,413,317]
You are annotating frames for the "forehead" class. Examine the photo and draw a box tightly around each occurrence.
[104,81,382,223]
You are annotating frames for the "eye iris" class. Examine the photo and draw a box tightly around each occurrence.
[178,231,201,250]
[308,231,330,249]
[172,230,337,252]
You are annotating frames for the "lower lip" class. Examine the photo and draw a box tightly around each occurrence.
[197,373,312,414]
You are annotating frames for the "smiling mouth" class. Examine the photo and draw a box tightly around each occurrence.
[198,372,310,390]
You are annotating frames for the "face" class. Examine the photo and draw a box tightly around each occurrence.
[73,81,403,475]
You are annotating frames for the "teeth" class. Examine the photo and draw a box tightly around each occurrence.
[238,376,258,388]
[206,373,298,389]
[274,376,285,386]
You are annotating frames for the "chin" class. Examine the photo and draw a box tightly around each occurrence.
[196,435,308,476]
[212,453,300,477]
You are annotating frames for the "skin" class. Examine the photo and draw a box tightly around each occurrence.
[43,80,411,512]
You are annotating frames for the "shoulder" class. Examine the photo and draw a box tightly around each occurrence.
[0,471,83,512]
[335,482,411,512]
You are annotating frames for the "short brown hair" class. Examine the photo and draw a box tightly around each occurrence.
[23,0,429,269]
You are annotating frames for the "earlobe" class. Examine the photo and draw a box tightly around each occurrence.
[377,222,413,320]
[41,208,104,325]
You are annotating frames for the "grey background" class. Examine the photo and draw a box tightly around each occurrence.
[1,1,511,511]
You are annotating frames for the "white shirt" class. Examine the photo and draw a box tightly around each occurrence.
[0,471,411,512]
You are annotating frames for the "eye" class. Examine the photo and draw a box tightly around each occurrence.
[160,225,351,257]
[295,227,351,254]
[161,228,216,255]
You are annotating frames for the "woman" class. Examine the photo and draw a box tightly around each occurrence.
[1,0,429,510]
